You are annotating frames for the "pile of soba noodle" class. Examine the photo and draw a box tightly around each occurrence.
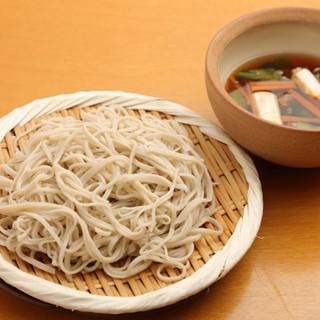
[0,106,222,281]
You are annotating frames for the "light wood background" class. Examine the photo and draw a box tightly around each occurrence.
[0,1,319,319]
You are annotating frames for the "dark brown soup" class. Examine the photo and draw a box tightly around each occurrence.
[225,53,320,129]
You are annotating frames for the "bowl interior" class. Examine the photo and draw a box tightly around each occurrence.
[219,20,320,86]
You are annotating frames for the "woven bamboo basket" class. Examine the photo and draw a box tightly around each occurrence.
[0,91,263,314]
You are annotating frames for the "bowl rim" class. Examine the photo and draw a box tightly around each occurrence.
[206,6,320,134]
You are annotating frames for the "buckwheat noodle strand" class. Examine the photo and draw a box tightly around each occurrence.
[0,106,222,282]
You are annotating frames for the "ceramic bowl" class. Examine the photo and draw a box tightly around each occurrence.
[205,7,320,168]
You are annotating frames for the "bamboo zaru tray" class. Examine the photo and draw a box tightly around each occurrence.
[0,91,263,314]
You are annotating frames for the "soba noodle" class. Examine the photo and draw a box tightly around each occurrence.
[0,106,222,281]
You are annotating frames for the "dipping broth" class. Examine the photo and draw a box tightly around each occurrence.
[225,53,320,129]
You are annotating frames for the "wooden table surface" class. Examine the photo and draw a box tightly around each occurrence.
[0,1,319,319]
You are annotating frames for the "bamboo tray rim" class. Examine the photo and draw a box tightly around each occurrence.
[0,91,263,314]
